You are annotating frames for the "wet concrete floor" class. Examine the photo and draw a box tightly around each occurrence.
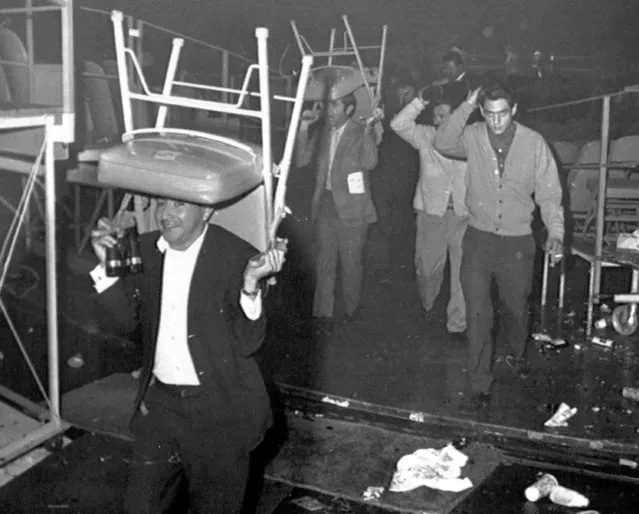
[256,214,639,447]
[1,428,638,513]
[2,217,639,448]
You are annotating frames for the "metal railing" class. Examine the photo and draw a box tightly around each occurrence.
[0,1,74,141]
[532,84,639,336]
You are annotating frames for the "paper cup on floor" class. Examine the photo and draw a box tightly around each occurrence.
[525,473,559,502]
[549,485,589,508]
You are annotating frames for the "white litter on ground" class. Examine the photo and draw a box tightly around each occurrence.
[389,445,473,493]
[320,396,350,408]
[544,403,578,427]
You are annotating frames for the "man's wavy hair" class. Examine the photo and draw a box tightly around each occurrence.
[478,84,517,109]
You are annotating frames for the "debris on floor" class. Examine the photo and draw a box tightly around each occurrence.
[622,387,639,402]
[66,353,84,369]
[549,485,590,508]
[524,473,558,501]
[544,403,577,427]
[591,336,614,348]
[290,495,328,511]
[524,471,590,508]
[362,485,385,501]
[532,333,552,343]
[389,445,473,493]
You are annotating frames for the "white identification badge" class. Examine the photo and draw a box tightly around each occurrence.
[347,171,365,194]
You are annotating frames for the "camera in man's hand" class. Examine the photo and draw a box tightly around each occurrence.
[105,226,143,277]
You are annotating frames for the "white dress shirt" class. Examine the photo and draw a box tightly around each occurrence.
[326,123,347,191]
[152,228,206,384]
[90,226,263,385]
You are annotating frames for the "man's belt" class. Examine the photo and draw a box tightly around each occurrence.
[154,379,202,399]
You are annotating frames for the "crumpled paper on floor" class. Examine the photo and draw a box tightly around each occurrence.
[389,445,473,493]
[362,486,385,501]
[544,402,578,427]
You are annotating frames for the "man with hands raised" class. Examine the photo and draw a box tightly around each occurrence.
[90,197,287,514]
[295,94,382,325]
[434,84,564,411]
[390,86,468,333]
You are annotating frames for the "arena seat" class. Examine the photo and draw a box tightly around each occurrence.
[566,140,602,214]
[550,140,579,166]
[609,136,639,180]
[581,137,639,235]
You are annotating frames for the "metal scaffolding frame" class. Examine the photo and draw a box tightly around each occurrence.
[0,0,75,466]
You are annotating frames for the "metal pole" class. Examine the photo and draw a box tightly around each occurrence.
[328,28,335,66]
[592,96,611,316]
[155,38,184,128]
[256,28,273,229]
[25,0,34,103]
[112,11,135,133]
[558,257,566,311]
[540,252,549,309]
[134,19,144,75]
[374,25,388,106]
[341,15,374,102]
[222,50,229,123]
[290,21,306,57]
[60,0,75,142]
[285,75,293,123]
[270,55,313,241]
[586,261,596,338]
[44,120,60,425]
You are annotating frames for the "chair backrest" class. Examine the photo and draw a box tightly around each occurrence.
[83,61,119,144]
[566,139,634,212]
[566,140,601,212]
[0,63,12,103]
[550,141,579,166]
[0,28,29,105]
[610,136,639,180]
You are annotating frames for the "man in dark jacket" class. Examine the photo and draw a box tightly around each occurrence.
[439,50,475,109]
[90,198,286,514]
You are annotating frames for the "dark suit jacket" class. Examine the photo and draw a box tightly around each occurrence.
[443,72,482,123]
[297,119,378,225]
[100,225,270,450]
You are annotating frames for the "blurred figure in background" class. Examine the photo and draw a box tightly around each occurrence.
[436,49,482,123]
[370,70,420,281]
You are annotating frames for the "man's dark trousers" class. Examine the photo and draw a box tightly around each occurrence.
[461,226,536,394]
[125,385,251,514]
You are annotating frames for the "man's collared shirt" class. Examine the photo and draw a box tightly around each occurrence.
[90,225,263,386]
[152,227,207,385]
[326,122,347,191]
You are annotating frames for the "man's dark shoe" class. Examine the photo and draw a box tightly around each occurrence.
[505,356,531,379]
[459,392,491,414]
